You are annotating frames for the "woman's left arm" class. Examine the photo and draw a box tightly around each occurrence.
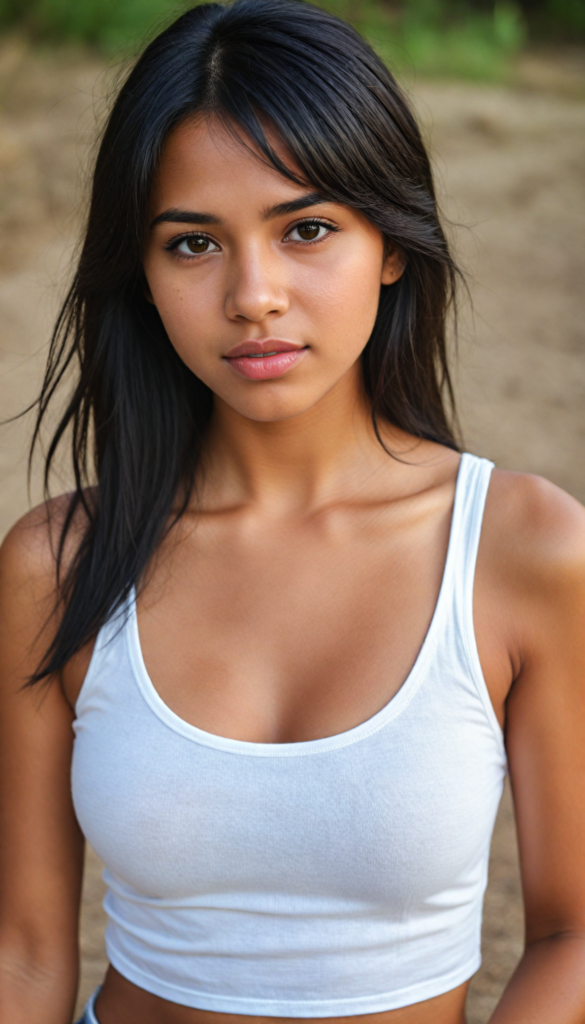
[487,474,585,1022]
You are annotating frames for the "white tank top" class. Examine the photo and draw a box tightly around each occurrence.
[72,453,506,1015]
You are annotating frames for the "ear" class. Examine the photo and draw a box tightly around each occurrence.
[381,245,406,286]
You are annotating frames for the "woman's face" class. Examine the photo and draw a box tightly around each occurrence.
[143,116,403,423]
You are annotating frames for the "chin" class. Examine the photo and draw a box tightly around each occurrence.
[223,388,329,424]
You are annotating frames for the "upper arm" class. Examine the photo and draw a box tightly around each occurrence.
[486,473,585,944]
[0,504,85,1012]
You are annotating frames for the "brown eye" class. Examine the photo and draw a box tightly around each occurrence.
[170,234,220,257]
[185,236,210,254]
[296,222,321,240]
[287,221,333,244]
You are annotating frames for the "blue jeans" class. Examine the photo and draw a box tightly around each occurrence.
[75,986,101,1023]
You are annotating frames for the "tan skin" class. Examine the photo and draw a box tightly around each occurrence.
[1,115,585,1024]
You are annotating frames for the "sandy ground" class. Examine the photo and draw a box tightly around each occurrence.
[0,38,584,1022]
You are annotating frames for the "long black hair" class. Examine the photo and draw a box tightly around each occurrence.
[31,0,461,682]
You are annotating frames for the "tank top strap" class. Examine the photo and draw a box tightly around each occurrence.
[98,588,135,648]
[75,588,135,716]
[450,453,495,625]
[435,452,502,747]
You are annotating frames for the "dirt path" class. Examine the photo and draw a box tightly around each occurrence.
[0,40,583,1022]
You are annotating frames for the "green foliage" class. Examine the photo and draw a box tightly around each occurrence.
[0,0,576,79]
[322,0,526,79]
[0,0,191,51]
[539,0,585,38]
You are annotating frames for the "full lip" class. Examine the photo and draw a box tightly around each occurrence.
[223,338,307,359]
[223,338,309,382]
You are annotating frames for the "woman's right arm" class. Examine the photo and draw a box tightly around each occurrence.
[0,507,85,1024]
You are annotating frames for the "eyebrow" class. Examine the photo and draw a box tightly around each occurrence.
[150,208,219,230]
[149,192,328,231]
[261,192,327,220]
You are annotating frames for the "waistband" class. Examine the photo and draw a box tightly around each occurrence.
[75,986,101,1024]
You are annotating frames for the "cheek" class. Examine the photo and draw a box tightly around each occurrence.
[297,247,382,353]
[146,271,220,370]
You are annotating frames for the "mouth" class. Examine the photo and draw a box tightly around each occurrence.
[223,339,308,381]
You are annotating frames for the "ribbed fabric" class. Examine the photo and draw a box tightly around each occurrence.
[72,453,506,1015]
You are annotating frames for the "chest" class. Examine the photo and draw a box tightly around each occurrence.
[72,670,505,904]
[137,502,452,743]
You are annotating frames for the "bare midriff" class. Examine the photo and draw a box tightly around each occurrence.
[93,967,469,1024]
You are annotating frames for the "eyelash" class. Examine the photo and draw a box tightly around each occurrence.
[163,218,339,261]
[283,218,339,244]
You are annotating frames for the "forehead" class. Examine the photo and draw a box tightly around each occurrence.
[151,115,311,213]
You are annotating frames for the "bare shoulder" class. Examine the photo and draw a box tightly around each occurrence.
[0,494,93,688]
[1,498,65,592]
[0,492,92,595]
[482,467,585,605]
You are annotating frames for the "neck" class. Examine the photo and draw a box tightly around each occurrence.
[200,368,398,514]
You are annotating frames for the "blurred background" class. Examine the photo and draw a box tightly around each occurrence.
[0,0,583,1020]
[1,0,584,77]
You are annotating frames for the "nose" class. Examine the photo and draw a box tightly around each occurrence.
[224,243,289,323]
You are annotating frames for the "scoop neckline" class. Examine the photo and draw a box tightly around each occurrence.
[126,454,470,757]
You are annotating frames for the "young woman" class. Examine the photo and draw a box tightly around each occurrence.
[1,1,585,1022]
